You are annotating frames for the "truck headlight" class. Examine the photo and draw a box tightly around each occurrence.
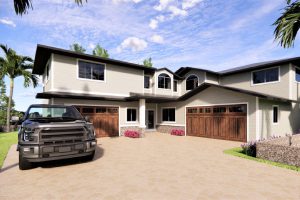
[23,129,36,142]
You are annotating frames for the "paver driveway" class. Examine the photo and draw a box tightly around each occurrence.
[0,133,299,200]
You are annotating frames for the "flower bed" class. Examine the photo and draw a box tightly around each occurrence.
[170,129,185,136]
[124,130,140,138]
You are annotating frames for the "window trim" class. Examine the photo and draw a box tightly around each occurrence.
[272,105,279,125]
[173,80,178,92]
[161,107,176,123]
[186,74,199,91]
[251,66,280,86]
[144,75,151,89]
[157,73,172,90]
[77,59,106,83]
[126,107,138,123]
[295,67,300,83]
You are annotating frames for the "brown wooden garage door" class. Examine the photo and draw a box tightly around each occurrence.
[75,106,119,137]
[186,104,247,142]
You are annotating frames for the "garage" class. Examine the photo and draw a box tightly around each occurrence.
[186,104,247,142]
[75,106,119,137]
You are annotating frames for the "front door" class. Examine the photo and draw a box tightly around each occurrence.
[146,110,155,129]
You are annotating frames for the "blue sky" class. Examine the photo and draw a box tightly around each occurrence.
[1,0,300,111]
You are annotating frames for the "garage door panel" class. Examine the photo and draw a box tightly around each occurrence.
[187,104,246,142]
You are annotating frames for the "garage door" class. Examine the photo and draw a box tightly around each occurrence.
[75,106,119,137]
[186,104,247,142]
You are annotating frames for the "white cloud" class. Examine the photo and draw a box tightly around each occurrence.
[88,43,96,49]
[150,34,164,44]
[182,0,203,10]
[117,37,148,52]
[149,19,158,29]
[154,0,174,11]
[112,0,143,4]
[169,6,187,17]
[0,18,16,27]
[156,15,165,22]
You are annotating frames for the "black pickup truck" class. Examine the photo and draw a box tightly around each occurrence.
[17,104,97,170]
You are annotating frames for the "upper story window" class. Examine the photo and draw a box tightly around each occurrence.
[158,73,171,89]
[173,81,178,92]
[144,76,150,89]
[186,75,198,90]
[78,60,105,81]
[252,67,279,85]
[295,68,300,82]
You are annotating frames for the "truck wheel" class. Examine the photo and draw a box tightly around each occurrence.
[19,154,32,170]
[85,150,95,161]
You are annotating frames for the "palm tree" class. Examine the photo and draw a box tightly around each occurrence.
[70,43,86,53]
[13,0,87,15]
[274,0,300,48]
[92,44,109,58]
[0,44,38,132]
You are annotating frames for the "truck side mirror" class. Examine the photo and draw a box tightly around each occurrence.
[84,116,90,122]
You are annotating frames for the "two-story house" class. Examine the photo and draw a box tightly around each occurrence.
[33,44,300,142]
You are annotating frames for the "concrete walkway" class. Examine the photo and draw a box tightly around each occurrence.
[0,133,299,200]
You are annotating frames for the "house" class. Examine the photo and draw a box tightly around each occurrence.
[32,44,300,142]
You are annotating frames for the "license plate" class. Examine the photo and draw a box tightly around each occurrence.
[58,146,71,153]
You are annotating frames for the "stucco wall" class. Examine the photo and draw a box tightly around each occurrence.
[220,64,290,99]
[157,86,257,141]
[51,54,144,96]
[258,99,292,139]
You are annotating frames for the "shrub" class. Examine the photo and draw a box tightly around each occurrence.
[241,141,257,157]
[124,130,140,138]
[170,129,185,136]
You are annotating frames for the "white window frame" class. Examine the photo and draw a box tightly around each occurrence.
[126,107,138,123]
[272,105,279,125]
[186,74,199,91]
[77,59,106,83]
[251,66,280,86]
[173,80,178,92]
[144,75,151,89]
[157,73,171,90]
[161,107,176,123]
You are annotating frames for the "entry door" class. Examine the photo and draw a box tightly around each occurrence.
[146,110,155,129]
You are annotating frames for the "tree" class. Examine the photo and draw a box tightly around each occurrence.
[273,0,300,48]
[70,43,86,53]
[0,44,38,132]
[143,57,153,67]
[92,44,109,58]
[13,0,87,15]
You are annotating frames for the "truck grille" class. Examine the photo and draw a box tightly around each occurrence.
[39,127,86,145]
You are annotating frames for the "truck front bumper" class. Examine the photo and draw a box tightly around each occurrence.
[19,140,97,162]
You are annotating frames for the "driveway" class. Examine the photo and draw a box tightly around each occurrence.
[0,133,299,200]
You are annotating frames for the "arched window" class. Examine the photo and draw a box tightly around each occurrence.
[158,73,171,89]
[186,75,198,90]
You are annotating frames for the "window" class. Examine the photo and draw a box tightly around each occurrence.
[158,73,171,89]
[213,107,226,113]
[173,81,178,92]
[162,108,175,122]
[144,76,150,89]
[78,60,105,81]
[187,108,197,113]
[229,105,246,113]
[186,75,198,90]
[295,68,300,82]
[127,108,137,122]
[96,107,106,113]
[252,67,279,84]
[82,107,94,113]
[273,106,279,123]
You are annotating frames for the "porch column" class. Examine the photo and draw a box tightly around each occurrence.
[139,99,146,128]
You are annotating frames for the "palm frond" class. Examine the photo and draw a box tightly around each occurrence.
[14,0,33,15]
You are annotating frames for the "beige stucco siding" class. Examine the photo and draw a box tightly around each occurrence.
[258,99,292,139]
[154,69,176,96]
[205,72,219,84]
[157,86,257,141]
[220,65,290,99]
[51,54,144,96]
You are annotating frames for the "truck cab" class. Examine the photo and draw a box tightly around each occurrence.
[18,104,97,170]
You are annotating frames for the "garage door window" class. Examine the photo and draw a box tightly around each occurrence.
[213,107,226,113]
[127,108,137,122]
[229,105,246,113]
[162,108,175,122]
[82,107,94,113]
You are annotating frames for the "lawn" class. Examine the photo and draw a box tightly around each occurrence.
[0,132,18,169]
[224,147,300,172]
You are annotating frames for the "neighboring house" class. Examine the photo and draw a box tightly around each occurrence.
[33,44,300,142]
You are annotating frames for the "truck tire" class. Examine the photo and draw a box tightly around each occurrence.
[85,150,95,161]
[19,154,33,170]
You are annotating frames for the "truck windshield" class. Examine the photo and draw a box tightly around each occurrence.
[27,106,83,121]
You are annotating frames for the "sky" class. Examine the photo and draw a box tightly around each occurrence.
[1,0,300,111]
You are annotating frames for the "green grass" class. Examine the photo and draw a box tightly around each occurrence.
[0,132,18,169]
[224,147,300,172]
